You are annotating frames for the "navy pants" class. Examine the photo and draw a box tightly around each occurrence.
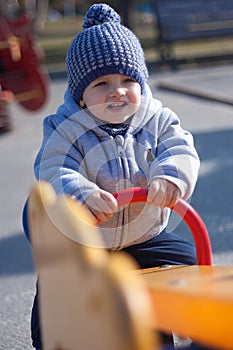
[22,202,196,349]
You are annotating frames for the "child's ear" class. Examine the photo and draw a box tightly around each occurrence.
[79,98,85,108]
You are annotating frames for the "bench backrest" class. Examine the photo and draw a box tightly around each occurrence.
[153,0,233,42]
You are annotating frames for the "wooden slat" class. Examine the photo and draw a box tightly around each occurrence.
[154,0,233,42]
[139,265,233,349]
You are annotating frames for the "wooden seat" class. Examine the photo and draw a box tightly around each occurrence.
[28,181,159,350]
[139,265,233,350]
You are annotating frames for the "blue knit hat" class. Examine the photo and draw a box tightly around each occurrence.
[66,3,149,103]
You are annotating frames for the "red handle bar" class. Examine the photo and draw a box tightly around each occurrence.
[113,187,212,266]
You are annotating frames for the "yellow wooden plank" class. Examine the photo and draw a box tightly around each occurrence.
[139,265,233,349]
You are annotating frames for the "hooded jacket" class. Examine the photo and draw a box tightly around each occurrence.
[34,85,200,250]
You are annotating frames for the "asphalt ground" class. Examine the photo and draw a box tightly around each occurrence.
[0,63,233,349]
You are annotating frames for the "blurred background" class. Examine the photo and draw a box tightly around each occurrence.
[31,0,233,71]
[2,0,233,77]
[2,0,232,134]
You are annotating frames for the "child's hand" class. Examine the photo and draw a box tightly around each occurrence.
[147,179,181,208]
[85,189,118,224]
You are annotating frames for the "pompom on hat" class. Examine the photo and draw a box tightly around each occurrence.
[66,3,149,103]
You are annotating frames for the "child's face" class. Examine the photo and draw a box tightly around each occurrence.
[80,74,141,124]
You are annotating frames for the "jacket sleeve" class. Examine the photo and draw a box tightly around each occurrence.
[34,115,99,202]
[149,107,200,199]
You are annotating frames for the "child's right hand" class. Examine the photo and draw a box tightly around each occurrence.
[84,189,118,224]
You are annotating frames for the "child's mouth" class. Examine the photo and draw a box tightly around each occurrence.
[107,102,127,112]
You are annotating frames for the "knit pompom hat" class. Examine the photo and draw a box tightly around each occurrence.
[66,3,149,103]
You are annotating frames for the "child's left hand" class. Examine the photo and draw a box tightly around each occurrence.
[147,178,181,208]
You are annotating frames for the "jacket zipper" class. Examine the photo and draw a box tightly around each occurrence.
[113,136,130,249]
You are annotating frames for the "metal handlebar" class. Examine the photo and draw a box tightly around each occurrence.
[113,187,212,265]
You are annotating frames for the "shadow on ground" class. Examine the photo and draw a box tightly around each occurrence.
[174,128,233,253]
[0,233,34,276]
[193,128,233,215]
[0,129,232,276]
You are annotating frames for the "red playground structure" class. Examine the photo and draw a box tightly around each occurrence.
[0,9,49,132]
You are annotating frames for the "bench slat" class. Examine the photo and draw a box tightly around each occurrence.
[155,0,233,42]
[152,0,233,66]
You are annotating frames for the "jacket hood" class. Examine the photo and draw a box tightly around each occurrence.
[56,84,163,135]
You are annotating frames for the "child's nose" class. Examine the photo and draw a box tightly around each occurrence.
[109,84,126,97]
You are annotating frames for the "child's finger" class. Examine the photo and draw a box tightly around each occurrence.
[99,191,118,212]
[147,180,160,203]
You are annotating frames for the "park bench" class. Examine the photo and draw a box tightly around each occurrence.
[151,0,233,68]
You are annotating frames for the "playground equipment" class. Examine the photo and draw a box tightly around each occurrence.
[29,182,233,350]
[0,2,49,132]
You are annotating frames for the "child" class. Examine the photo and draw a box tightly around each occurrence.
[23,4,200,349]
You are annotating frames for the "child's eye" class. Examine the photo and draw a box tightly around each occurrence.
[94,81,107,87]
[124,77,137,83]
